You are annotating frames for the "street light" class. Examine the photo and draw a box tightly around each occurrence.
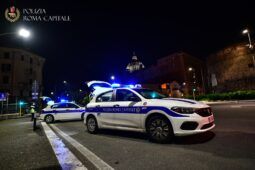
[63,80,67,84]
[242,28,255,68]
[111,75,115,80]
[0,28,31,39]
[18,28,30,38]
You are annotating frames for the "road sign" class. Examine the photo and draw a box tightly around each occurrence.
[0,93,7,101]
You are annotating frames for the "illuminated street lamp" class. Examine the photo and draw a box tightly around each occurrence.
[63,80,67,84]
[18,28,30,38]
[0,28,31,38]
[111,75,115,80]
[242,28,255,68]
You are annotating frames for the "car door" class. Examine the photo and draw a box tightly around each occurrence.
[65,103,82,120]
[52,103,69,120]
[112,89,143,129]
[89,90,116,128]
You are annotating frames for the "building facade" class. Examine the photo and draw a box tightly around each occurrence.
[133,52,206,97]
[0,47,45,101]
[207,43,255,92]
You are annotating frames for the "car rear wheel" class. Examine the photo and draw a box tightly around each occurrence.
[86,116,98,134]
[45,115,54,124]
[147,115,173,143]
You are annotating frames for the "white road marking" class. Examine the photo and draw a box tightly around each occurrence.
[41,122,87,170]
[50,124,114,170]
[230,105,255,108]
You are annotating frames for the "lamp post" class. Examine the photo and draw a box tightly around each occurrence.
[19,101,24,117]
[188,67,205,99]
[188,67,196,100]
[242,28,255,68]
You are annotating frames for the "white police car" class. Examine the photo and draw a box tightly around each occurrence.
[84,87,215,143]
[41,102,86,123]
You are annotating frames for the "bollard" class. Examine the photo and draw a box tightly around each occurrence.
[33,113,37,131]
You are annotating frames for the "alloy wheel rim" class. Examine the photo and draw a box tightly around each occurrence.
[46,116,52,123]
[88,118,96,131]
[149,119,169,139]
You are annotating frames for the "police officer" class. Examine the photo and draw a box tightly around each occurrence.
[30,105,35,121]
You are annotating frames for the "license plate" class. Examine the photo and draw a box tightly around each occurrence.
[208,116,214,123]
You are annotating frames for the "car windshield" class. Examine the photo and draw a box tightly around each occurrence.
[133,89,166,99]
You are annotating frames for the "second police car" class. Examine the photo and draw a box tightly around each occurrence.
[84,81,215,143]
[41,102,86,123]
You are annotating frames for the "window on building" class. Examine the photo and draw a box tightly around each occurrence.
[29,79,33,85]
[21,55,24,61]
[4,52,10,59]
[30,68,33,74]
[3,76,9,84]
[30,57,33,64]
[1,64,11,73]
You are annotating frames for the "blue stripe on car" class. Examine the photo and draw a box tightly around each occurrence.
[86,106,187,117]
[41,109,85,114]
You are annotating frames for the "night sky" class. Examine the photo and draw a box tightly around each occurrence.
[0,0,254,94]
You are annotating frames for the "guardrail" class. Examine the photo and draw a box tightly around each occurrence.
[0,113,22,120]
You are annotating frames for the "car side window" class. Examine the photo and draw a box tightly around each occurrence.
[67,103,79,108]
[96,91,113,102]
[52,103,67,108]
[116,89,141,102]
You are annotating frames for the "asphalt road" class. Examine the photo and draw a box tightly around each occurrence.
[49,101,255,170]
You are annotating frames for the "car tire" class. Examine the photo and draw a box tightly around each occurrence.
[45,115,54,124]
[86,116,98,134]
[146,115,173,143]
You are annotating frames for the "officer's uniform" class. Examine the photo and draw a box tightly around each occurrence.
[30,106,35,121]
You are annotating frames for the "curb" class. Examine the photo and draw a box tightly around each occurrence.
[201,100,255,105]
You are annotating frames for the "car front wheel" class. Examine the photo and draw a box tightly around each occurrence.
[45,115,54,124]
[86,116,98,134]
[147,116,173,143]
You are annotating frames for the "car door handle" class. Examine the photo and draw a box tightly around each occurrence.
[113,104,120,107]
[96,105,100,108]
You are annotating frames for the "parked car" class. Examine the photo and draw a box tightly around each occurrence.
[84,84,215,143]
[41,102,86,123]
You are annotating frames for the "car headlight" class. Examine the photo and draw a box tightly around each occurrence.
[171,107,196,114]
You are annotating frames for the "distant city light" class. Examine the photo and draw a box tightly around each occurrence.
[79,89,82,92]
[188,67,193,71]
[18,28,30,38]
[50,92,54,95]
[242,29,249,34]
[63,80,67,84]
[19,101,24,105]
[111,76,115,80]
[183,82,186,86]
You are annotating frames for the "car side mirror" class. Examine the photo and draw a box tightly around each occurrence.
[129,96,141,102]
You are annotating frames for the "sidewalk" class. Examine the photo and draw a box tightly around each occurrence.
[201,100,255,105]
[0,117,61,170]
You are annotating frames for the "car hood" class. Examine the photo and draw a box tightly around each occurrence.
[147,98,209,108]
